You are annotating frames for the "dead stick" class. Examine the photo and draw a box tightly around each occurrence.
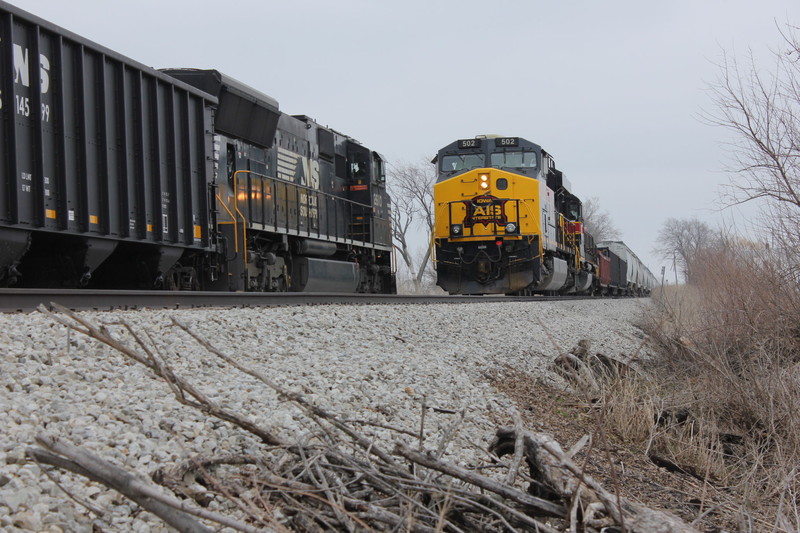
[433,408,466,460]
[29,436,213,533]
[505,408,525,486]
[394,442,566,517]
[538,438,701,533]
[28,451,105,517]
[29,434,268,533]
[257,471,439,533]
[419,394,427,448]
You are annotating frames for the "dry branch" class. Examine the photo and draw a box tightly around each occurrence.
[491,427,702,533]
[27,434,261,533]
[395,442,566,518]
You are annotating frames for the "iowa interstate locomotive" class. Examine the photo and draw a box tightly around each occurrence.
[432,135,655,296]
[0,1,395,293]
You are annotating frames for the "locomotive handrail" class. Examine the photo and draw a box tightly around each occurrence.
[429,228,437,271]
[215,193,240,254]
[440,198,523,238]
[518,198,538,228]
[558,214,582,271]
[515,199,542,253]
[226,169,385,249]
[234,197,250,271]
[232,171,253,273]
[234,169,376,210]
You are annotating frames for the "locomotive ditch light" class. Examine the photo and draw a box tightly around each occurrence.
[505,222,517,234]
[479,173,490,190]
[451,224,463,235]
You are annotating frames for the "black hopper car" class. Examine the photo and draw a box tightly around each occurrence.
[0,2,395,293]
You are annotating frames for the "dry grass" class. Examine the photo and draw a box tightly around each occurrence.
[594,246,800,531]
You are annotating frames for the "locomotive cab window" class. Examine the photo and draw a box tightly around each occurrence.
[346,143,371,182]
[568,200,581,221]
[440,153,485,173]
[490,150,537,169]
[350,161,368,180]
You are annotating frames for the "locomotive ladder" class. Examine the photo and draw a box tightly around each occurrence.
[348,207,372,241]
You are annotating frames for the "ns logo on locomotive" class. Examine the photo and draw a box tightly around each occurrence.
[0,1,395,293]
[432,136,656,296]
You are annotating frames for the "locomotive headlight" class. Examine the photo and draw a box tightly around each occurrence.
[505,223,517,233]
[479,174,490,190]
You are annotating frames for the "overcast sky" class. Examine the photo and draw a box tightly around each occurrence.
[12,0,800,278]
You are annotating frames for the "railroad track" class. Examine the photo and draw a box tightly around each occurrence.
[0,289,598,313]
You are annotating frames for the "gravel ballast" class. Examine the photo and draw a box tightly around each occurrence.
[0,298,652,532]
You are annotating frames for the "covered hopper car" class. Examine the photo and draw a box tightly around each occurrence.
[0,2,395,293]
[597,241,657,296]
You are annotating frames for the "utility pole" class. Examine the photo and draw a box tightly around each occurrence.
[673,252,678,285]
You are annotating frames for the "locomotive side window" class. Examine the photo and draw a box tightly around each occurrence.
[440,153,485,172]
[373,153,386,183]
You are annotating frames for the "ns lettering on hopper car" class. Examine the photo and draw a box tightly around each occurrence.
[0,1,395,294]
[432,135,656,296]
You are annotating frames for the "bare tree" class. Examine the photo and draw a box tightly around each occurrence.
[653,217,719,283]
[706,23,800,275]
[581,196,621,242]
[387,159,437,289]
[388,181,418,276]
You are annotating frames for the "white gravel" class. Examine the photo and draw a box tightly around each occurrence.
[0,298,653,532]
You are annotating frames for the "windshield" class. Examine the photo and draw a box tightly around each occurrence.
[441,153,486,172]
[490,151,537,169]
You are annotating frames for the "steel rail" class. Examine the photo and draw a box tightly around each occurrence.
[0,289,604,314]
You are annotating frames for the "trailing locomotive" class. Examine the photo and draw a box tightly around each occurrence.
[432,135,654,296]
[0,2,395,293]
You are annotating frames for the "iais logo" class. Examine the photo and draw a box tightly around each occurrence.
[462,195,508,228]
